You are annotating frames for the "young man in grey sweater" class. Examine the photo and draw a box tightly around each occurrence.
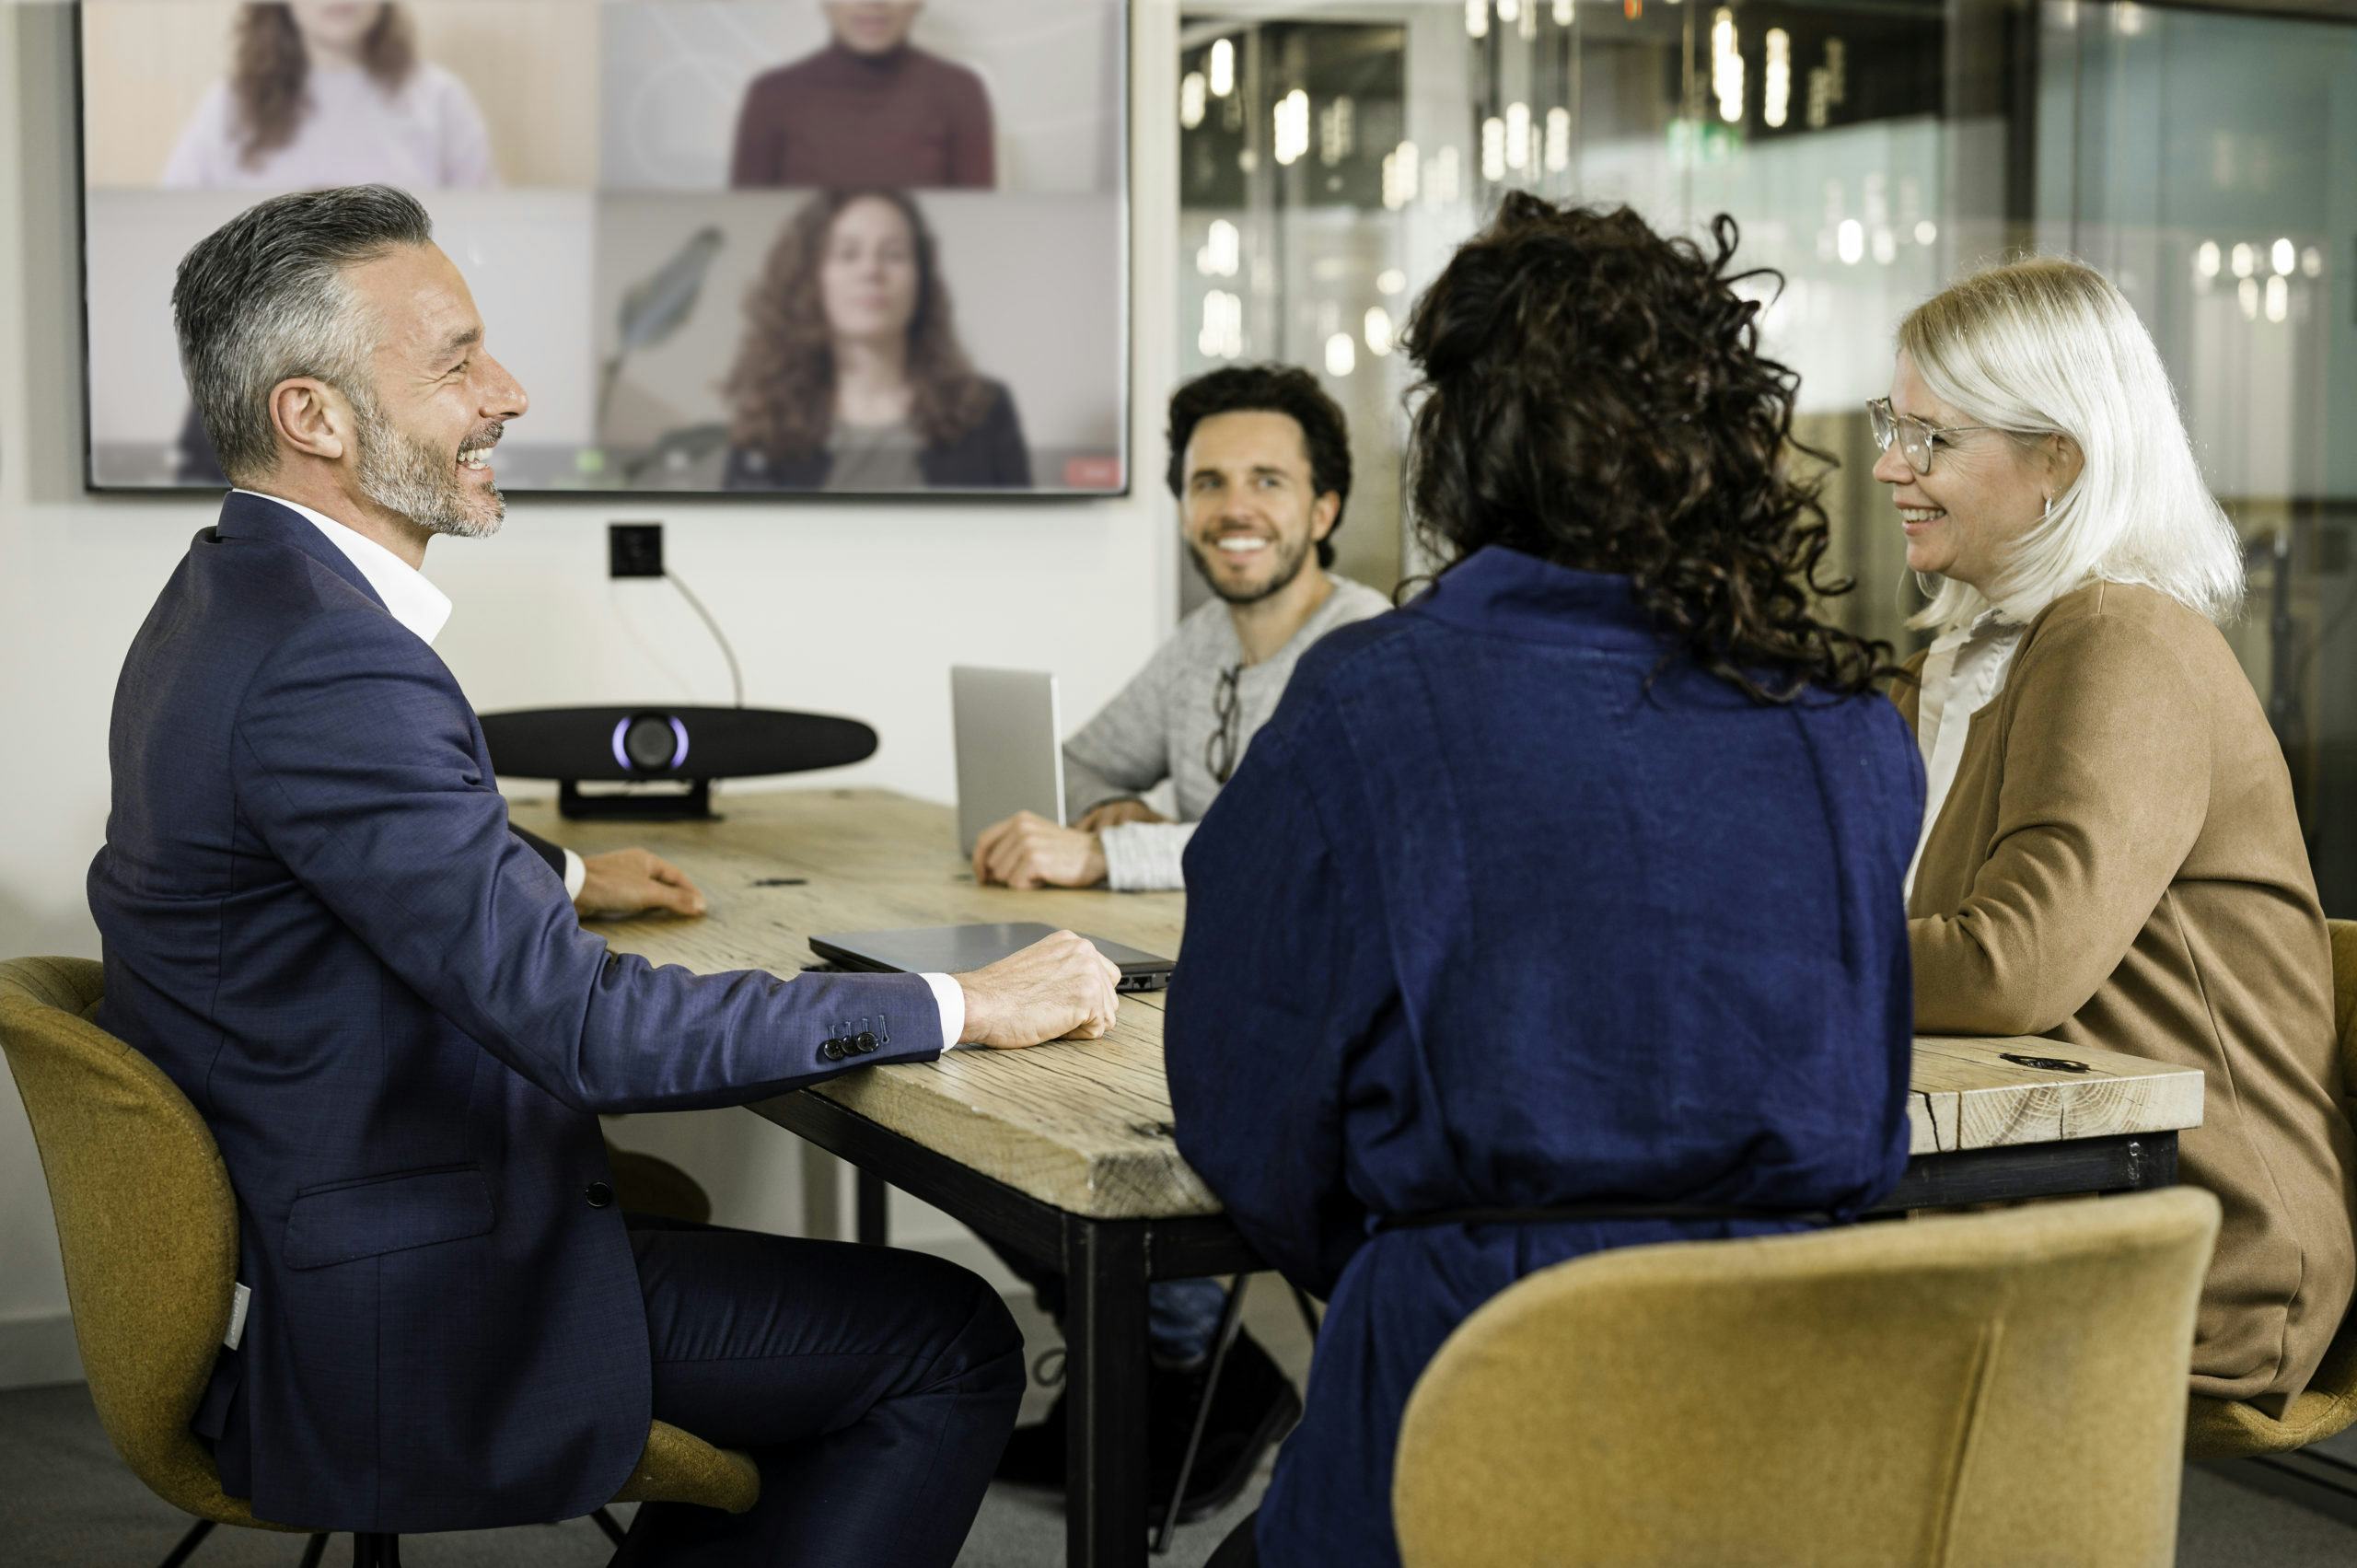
[974,366,1390,1521]
[973,366,1390,894]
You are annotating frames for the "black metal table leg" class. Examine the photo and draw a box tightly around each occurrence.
[856,1168,889,1245]
[1064,1216,1152,1568]
[296,1535,330,1568]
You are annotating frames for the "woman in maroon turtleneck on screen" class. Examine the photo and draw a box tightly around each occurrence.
[731,1,995,190]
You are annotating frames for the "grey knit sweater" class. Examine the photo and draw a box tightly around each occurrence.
[1063,576,1390,890]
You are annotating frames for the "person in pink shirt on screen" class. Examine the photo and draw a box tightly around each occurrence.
[730,2,995,190]
[162,2,495,192]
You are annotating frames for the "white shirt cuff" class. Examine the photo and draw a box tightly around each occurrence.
[1099,821,1195,891]
[922,971,967,1051]
[561,848,586,902]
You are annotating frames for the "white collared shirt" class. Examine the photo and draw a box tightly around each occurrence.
[1906,610,2029,900]
[235,489,967,1051]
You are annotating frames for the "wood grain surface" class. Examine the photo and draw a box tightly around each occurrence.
[514,786,2204,1218]
[1907,1034,2205,1158]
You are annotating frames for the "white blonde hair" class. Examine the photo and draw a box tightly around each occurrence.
[1898,258,2243,633]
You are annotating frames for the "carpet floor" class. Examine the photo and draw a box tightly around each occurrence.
[3,1277,2349,1566]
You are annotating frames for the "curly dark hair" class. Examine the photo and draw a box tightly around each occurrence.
[723,190,995,460]
[1402,194,1894,703]
[230,4,416,169]
[1165,364,1353,570]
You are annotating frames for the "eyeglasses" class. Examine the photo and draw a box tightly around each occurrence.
[1866,397,2019,476]
[1205,663,1243,785]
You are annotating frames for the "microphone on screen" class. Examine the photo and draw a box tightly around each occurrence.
[598,225,726,429]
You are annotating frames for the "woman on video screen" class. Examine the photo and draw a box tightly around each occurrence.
[724,190,1030,492]
[162,3,495,191]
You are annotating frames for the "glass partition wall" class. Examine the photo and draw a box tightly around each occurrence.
[1175,0,2357,912]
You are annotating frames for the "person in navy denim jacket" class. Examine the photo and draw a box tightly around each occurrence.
[1167,194,1927,1568]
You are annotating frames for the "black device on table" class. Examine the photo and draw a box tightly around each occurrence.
[480,704,877,820]
[809,923,1175,993]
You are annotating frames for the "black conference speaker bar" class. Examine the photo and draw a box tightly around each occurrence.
[480,705,877,820]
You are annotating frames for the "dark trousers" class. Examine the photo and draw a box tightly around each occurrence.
[614,1217,1026,1567]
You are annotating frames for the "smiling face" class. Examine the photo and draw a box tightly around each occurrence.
[822,2,922,54]
[818,196,922,347]
[1872,350,2062,594]
[340,241,528,538]
[1181,410,1339,606]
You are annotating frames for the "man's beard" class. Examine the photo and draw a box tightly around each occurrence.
[350,390,505,540]
[1186,528,1312,607]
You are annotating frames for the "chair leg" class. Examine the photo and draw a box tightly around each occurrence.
[296,1535,331,1568]
[592,1505,630,1546]
[157,1518,215,1568]
[1153,1276,1254,1556]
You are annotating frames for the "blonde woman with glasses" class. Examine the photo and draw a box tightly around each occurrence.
[1876,257,2356,1412]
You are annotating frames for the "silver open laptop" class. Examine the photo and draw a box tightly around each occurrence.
[950,666,1065,856]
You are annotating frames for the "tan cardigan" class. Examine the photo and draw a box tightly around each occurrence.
[1898,580,2355,1413]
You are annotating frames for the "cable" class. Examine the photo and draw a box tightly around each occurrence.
[663,570,744,708]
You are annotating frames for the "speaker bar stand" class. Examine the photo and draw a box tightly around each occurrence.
[558,778,715,821]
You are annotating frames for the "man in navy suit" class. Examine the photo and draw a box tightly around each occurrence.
[88,184,1120,1565]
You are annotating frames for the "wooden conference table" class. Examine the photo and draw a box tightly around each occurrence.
[514,786,2206,1568]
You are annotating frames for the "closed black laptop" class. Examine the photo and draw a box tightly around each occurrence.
[808,922,1175,993]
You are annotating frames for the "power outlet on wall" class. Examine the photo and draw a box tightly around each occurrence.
[610,521,665,578]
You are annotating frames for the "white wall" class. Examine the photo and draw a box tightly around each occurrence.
[0,0,1182,1388]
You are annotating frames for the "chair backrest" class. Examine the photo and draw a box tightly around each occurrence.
[2182,917,2357,1458]
[0,957,262,1527]
[1394,1188,2220,1568]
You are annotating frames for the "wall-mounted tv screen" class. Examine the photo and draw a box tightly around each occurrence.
[78,1,1130,497]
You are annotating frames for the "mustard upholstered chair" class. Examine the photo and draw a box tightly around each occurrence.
[1393,1188,2221,1568]
[2185,919,2357,1468]
[0,956,758,1568]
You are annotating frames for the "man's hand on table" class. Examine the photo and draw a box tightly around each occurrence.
[972,810,1108,889]
[955,930,1122,1047]
[575,848,708,919]
[1074,798,1168,833]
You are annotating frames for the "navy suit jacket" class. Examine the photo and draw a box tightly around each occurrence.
[1165,547,1924,1568]
[88,493,941,1532]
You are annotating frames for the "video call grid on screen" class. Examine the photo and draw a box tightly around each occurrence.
[76,1,1131,498]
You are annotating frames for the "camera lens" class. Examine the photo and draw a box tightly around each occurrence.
[623,714,678,770]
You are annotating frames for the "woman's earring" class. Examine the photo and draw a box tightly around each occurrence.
[2041,493,2053,519]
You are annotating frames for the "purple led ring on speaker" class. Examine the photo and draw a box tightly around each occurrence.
[610,714,691,772]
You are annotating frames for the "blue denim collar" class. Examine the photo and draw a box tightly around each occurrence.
[1407,545,1662,649]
